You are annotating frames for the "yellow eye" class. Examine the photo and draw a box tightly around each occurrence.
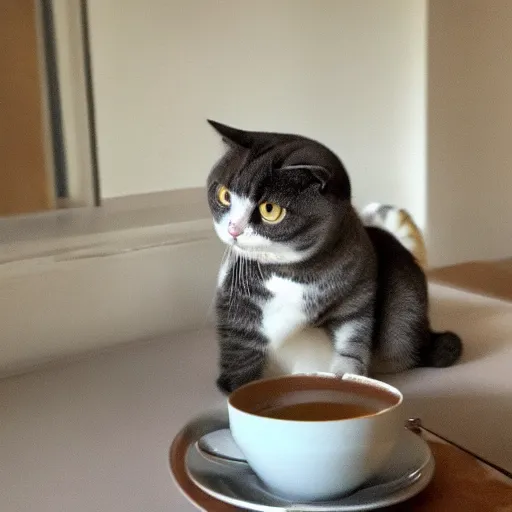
[259,202,286,224]
[217,185,231,206]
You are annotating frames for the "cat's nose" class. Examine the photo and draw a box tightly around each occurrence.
[228,223,244,238]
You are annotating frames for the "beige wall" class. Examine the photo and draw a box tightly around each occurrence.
[428,0,512,266]
[87,0,427,227]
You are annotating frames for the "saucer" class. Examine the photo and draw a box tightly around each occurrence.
[170,409,434,512]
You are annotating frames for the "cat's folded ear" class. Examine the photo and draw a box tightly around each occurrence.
[207,119,254,149]
[277,165,332,192]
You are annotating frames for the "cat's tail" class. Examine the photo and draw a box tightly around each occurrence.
[421,330,463,368]
[360,203,428,269]
[362,203,462,368]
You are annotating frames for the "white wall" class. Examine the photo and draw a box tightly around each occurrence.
[87,0,427,227]
[427,0,512,266]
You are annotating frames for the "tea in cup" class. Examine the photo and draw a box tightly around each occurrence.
[227,372,403,501]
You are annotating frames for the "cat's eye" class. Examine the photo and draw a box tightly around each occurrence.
[217,185,231,206]
[259,202,286,224]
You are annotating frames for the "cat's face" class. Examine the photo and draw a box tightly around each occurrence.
[206,121,352,264]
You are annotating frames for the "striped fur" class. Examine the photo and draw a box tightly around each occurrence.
[361,203,428,269]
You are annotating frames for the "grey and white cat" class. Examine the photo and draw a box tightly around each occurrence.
[206,120,462,394]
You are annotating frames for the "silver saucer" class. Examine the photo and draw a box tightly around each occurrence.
[184,417,434,512]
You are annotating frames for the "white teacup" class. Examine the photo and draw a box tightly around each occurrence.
[227,372,403,502]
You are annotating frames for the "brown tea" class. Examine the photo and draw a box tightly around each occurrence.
[260,401,377,421]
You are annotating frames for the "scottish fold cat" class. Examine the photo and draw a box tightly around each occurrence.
[206,120,462,394]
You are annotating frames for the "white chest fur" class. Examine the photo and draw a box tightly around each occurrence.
[260,275,334,377]
[260,275,308,348]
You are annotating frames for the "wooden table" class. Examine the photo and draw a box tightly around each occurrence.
[387,422,512,511]
[428,257,512,303]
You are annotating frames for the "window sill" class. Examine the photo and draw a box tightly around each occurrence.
[0,188,212,270]
[0,188,223,377]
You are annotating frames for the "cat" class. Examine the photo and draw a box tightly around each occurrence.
[205,120,462,394]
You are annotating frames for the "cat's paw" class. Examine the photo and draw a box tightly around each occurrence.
[331,359,369,378]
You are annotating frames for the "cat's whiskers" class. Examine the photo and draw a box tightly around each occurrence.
[220,247,235,312]
[206,247,231,320]
[240,254,246,297]
[245,255,250,293]
[227,246,236,305]
[233,252,243,312]
[229,252,238,311]
[256,261,264,283]
[232,246,265,286]
[247,254,254,289]
[243,253,251,297]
